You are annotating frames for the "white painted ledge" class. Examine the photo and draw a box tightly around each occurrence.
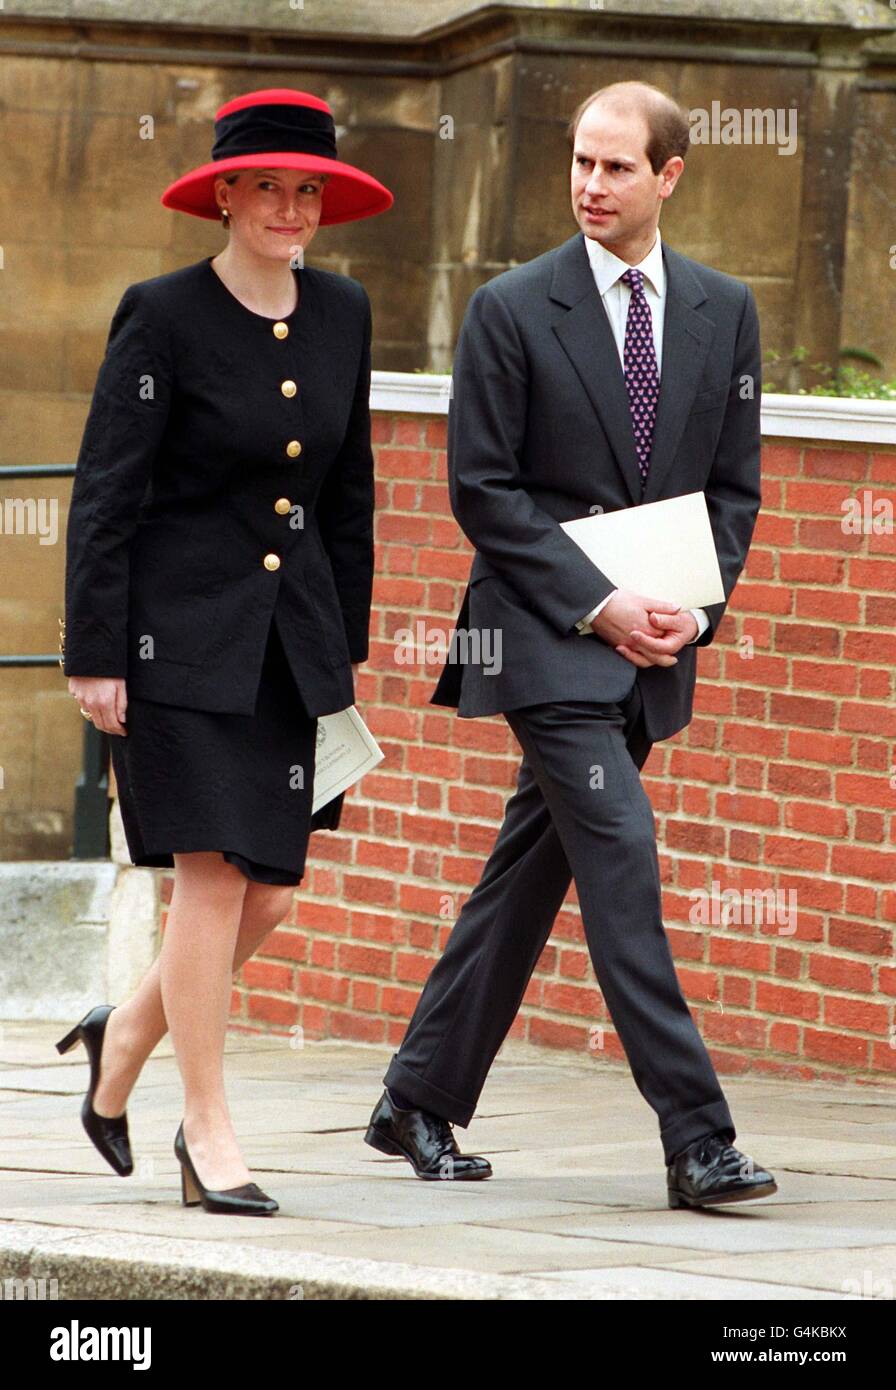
[370,372,896,446]
[371,372,452,414]
[758,393,896,445]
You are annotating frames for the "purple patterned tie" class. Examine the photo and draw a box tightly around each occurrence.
[620,267,659,484]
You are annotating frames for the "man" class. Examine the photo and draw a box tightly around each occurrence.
[365,81,776,1209]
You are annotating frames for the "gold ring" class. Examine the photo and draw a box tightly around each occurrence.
[79,707,94,721]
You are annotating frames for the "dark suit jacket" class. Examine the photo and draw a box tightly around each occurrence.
[63,256,374,727]
[430,230,762,743]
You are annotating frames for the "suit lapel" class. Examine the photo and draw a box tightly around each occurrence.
[551,233,643,505]
[643,246,714,500]
[550,232,714,505]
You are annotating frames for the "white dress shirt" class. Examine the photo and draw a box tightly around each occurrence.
[574,227,709,644]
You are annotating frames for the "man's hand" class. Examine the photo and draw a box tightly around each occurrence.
[589,590,698,668]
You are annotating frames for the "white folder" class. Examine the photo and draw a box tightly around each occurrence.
[312,705,384,813]
[559,491,725,610]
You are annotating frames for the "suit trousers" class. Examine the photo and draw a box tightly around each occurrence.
[383,679,736,1165]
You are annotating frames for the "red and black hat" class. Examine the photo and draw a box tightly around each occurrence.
[161,88,393,225]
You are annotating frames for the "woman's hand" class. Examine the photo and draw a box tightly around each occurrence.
[67,676,129,736]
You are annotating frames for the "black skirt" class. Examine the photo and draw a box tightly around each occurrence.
[110,612,344,885]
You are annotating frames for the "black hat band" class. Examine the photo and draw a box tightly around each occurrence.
[211,103,337,161]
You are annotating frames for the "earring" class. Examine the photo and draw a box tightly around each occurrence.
[221,208,231,226]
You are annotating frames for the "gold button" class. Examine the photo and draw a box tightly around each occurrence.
[273,321,289,339]
[280,379,297,397]
[286,440,302,457]
[274,498,291,515]
[263,553,281,571]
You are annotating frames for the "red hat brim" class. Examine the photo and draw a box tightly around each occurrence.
[161,152,393,224]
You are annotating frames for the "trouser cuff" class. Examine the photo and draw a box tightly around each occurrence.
[661,1101,736,1167]
[383,1057,476,1127]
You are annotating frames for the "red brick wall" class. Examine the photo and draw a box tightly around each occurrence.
[174,417,896,1085]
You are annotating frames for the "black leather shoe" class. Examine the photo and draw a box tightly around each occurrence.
[55,1004,133,1177]
[174,1122,279,1215]
[364,1090,492,1180]
[667,1133,777,1209]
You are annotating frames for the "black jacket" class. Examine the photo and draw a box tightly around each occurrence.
[63,256,374,721]
[430,232,762,743]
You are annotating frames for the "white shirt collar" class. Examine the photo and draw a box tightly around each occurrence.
[584,225,664,298]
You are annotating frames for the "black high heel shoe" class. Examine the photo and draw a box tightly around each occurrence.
[174,1122,278,1215]
[55,1004,133,1177]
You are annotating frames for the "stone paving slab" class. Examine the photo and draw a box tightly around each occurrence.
[1,1023,895,1300]
[659,1244,896,1298]
[0,1221,571,1301]
[490,1202,896,1254]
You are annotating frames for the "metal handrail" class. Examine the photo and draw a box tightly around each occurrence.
[0,461,110,857]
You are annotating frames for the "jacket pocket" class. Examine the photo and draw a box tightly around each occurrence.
[128,514,226,667]
[128,586,227,668]
[691,384,730,414]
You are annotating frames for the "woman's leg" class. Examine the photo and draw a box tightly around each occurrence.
[91,856,296,1125]
[161,851,253,1188]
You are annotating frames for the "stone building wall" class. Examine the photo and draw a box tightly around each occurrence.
[0,0,894,858]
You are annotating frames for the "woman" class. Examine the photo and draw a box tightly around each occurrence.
[57,89,392,1215]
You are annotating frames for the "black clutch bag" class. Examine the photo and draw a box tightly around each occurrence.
[309,790,345,832]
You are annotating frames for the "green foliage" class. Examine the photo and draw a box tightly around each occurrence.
[763,346,896,399]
